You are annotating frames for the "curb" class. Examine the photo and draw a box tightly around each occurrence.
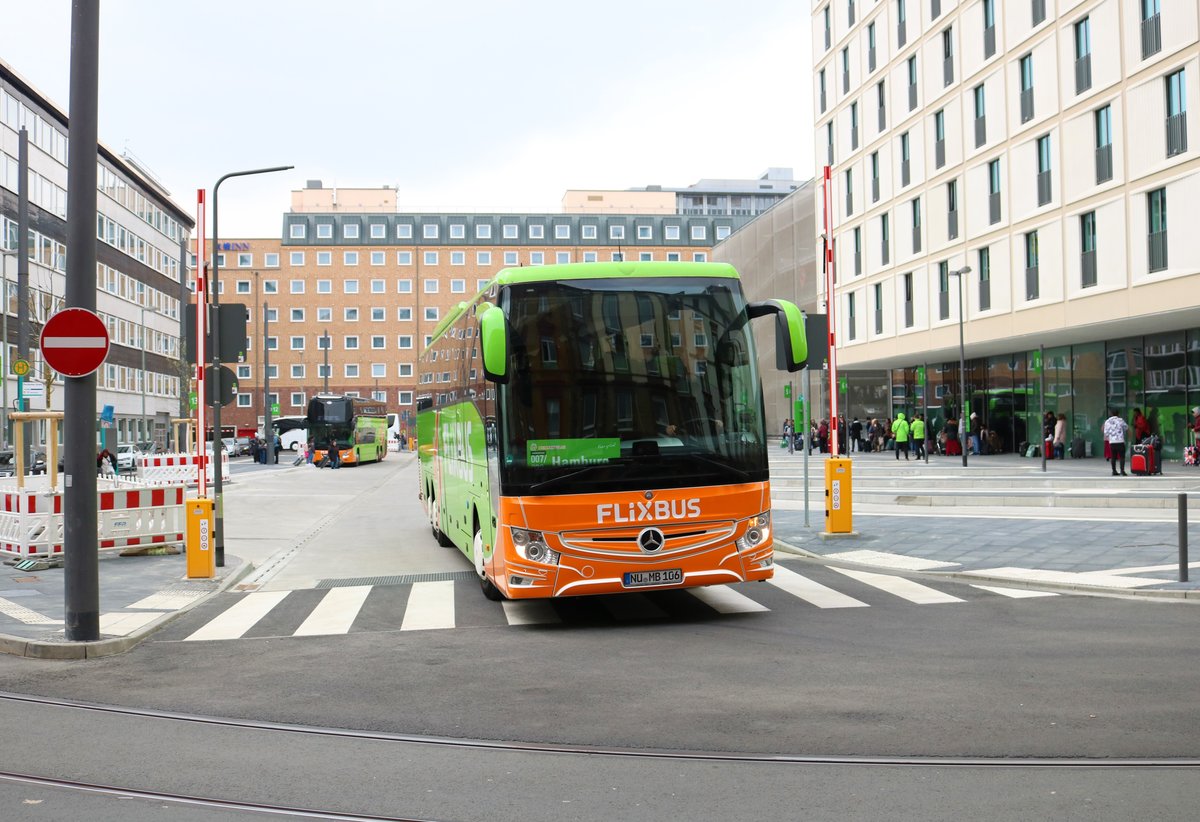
[772,538,1199,601]
[0,557,257,660]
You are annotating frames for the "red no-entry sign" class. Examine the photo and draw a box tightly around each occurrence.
[40,308,111,378]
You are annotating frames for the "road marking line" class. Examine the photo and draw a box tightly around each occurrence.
[831,567,965,604]
[401,581,455,631]
[184,591,289,641]
[97,611,166,636]
[825,550,960,570]
[767,565,869,608]
[688,585,770,614]
[502,600,561,626]
[293,586,372,636]
[971,585,1059,599]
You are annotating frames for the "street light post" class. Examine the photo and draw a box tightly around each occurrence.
[210,165,292,568]
[949,266,972,467]
[0,250,13,451]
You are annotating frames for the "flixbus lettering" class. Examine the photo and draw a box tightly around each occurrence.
[596,498,702,524]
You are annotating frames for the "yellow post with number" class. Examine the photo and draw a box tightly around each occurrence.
[824,458,853,534]
[186,498,215,579]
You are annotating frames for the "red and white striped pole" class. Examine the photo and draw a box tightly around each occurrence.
[823,165,840,458]
[195,189,207,495]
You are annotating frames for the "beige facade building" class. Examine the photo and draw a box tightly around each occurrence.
[814,0,1200,457]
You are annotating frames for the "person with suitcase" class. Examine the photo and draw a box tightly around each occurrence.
[1102,409,1128,476]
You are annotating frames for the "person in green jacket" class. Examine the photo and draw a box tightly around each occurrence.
[911,414,926,459]
[893,412,911,460]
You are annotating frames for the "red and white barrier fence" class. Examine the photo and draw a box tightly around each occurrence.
[136,452,229,486]
[0,478,186,559]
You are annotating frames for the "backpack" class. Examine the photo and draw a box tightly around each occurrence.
[1025,444,1038,458]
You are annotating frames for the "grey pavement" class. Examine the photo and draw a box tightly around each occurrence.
[2,447,1199,657]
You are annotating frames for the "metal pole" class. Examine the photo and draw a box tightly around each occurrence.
[0,251,9,451]
[802,367,810,528]
[140,306,146,442]
[17,125,30,468]
[1039,344,1046,472]
[263,299,273,463]
[63,1,100,642]
[923,361,929,464]
[210,165,292,568]
[955,269,968,467]
[1179,494,1189,583]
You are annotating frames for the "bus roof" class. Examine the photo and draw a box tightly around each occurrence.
[431,260,742,341]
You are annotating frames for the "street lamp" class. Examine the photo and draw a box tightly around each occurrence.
[0,249,14,450]
[210,165,293,568]
[948,265,972,467]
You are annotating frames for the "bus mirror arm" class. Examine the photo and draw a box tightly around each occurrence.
[747,299,808,372]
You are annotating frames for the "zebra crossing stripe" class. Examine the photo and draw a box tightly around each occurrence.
[400,581,455,631]
[689,585,770,614]
[184,591,290,641]
[830,567,965,604]
[602,593,669,621]
[294,586,372,636]
[501,600,561,626]
[971,584,1058,599]
[768,565,869,608]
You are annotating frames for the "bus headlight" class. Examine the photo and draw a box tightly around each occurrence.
[510,528,561,566]
[735,512,771,552]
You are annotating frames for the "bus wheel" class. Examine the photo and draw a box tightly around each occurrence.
[476,528,504,601]
[430,499,453,548]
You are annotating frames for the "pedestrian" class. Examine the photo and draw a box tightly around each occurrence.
[970,412,982,455]
[850,417,863,453]
[893,412,911,460]
[1132,408,1150,443]
[97,448,114,476]
[1053,413,1067,460]
[783,418,794,454]
[944,416,960,456]
[883,417,895,451]
[1103,408,1128,476]
[817,419,829,454]
[911,414,925,460]
[1193,406,1200,448]
[328,438,341,469]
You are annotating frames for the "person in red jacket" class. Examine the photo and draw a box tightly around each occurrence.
[1132,408,1150,443]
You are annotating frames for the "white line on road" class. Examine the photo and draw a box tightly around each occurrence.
[830,567,965,604]
[400,581,455,631]
[184,591,289,641]
[768,565,869,608]
[293,586,372,636]
[970,585,1059,599]
[688,585,770,614]
[501,600,561,626]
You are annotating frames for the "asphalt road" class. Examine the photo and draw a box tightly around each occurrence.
[0,455,1197,820]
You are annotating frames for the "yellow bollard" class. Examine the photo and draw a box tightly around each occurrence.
[185,497,215,579]
[824,457,853,534]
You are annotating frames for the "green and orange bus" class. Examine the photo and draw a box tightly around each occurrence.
[307,395,389,466]
[417,261,806,600]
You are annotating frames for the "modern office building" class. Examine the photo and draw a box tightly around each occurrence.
[1,59,192,450]
[813,0,1200,458]
[563,168,802,222]
[210,181,743,436]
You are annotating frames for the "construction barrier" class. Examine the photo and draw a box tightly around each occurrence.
[0,477,186,559]
[136,452,229,486]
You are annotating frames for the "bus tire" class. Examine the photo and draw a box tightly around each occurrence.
[430,499,453,548]
[476,528,505,601]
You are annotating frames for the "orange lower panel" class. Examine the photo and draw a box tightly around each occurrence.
[487,482,774,599]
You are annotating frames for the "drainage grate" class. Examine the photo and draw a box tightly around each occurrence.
[316,571,478,589]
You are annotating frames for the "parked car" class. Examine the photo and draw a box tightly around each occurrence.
[0,449,47,477]
[117,444,141,471]
[232,436,252,456]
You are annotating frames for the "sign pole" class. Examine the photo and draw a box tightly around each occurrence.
[195,190,207,496]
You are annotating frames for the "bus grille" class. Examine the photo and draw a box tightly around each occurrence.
[557,520,735,558]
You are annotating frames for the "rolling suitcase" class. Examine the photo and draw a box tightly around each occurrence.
[1185,445,1199,466]
[1130,443,1158,476]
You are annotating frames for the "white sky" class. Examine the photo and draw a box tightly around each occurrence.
[1,0,814,238]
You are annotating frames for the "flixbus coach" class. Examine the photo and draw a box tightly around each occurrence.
[417,261,806,601]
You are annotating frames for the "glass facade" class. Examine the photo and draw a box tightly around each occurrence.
[875,330,1200,461]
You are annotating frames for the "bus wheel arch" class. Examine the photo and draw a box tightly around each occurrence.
[475,513,504,601]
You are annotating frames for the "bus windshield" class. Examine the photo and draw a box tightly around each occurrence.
[497,276,766,495]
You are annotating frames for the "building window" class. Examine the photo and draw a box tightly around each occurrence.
[907,55,918,110]
[988,159,1002,224]
[911,197,922,254]
[424,307,439,321]
[947,180,958,240]
[897,0,907,48]
[344,251,358,266]
[371,335,386,349]
[344,279,359,294]
[1025,230,1040,300]
[555,224,571,239]
[477,251,492,265]
[610,225,625,241]
[423,251,438,265]
[345,336,359,350]
[423,223,439,239]
[853,227,862,276]
[236,280,251,294]
[290,251,304,266]
[529,224,545,239]
[581,225,598,240]
[938,261,950,321]
[1095,105,1113,183]
[504,251,518,265]
[867,22,877,72]
[1081,211,1098,287]
[934,109,946,168]
[345,364,359,378]
[291,364,305,379]
[1037,134,1052,206]
[819,69,827,113]
[978,246,991,311]
[317,307,332,322]
[691,226,707,241]
[398,335,413,350]
[1075,17,1092,94]
[397,307,412,321]
[290,392,305,407]
[371,307,385,321]
[424,279,438,294]
[903,272,914,328]
[290,308,304,321]
[397,223,413,239]
[317,224,333,239]
[237,253,252,268]
[449,223,465,239]
[397,279,412,293]
[973,84,987,147]
[870,151,880,202]
[983,0,996,59]
[289,224,306,239]
[397,251,412,265]
[237,393,251,408]
[450,251,465,266]
[316,251,332,266]
[345,308,359,322]
[874,282,884,334]
[1142,0,1162,59]
[1148,187,1168,272]
[877,80,886,131]
[823,5,831,49]
[850,102,859,150]
[845,168,853,216]
[476,224,492,239]
[842,47,851,93]
[847,292,856,341]
[1032,0,1046,27]
[942,28,954,86]
[370,223,386,239]
[450,279,466,293]
[530,251,544,265]
[317,279,332,294]
[1020,54,1034,122]
[900,131,911,186]
[1166,69,1188,157]
[290,336,305,350]
[344,223,360,240]
[881,212,890,265]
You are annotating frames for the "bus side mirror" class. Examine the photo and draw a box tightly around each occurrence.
[479,305,509,383]
[747,299,807,372]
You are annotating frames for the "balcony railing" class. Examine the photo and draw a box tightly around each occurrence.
[874,311,884,335]
[851,125,859,151]
[975,115,986,147]
[1142,13,1161,60]
[846,191,853,216]
[820,88,826,113]
[1096,143,1113,183]
[989,191,1001,224]
[984,25,996,59]
[909,82,918,111]
[901,159,911,187]
[1026,266,1040,301]
[872,177,880,202]
[932,0,941,19]
[904,301,914,328]
[1075,54,1092,94]
[948,210,958,241]
[854,251,862,276]
[1149,230,1168,272]
[881,240,890,265]
[1020,88,1034,123]
[979,278,991,311]
[944,56,954,87]
[938,291,950,321]
[869,46,876,73]
[1032,0,1046,26]
[898,21,907,48]
[878,104,886,131]
[1037,170,1052,206]
[935,139,945,168]
[1082,249,1097,287]
[1167,112,1188,157]
[912,226,922,254]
